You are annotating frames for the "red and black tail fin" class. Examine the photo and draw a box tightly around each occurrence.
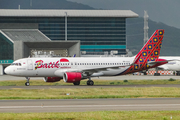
[133,29,164,65]
[119,29,164,75]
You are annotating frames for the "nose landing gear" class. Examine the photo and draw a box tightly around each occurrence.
[25,77,30,86]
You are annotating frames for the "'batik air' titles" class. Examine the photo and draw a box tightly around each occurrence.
[35,58,70,70]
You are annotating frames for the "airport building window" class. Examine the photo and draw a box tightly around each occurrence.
[0,33,13,60]
[0,16,126,56]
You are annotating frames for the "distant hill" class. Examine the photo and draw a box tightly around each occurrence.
[67,0,180,29]
[127,18,180,56]
[0,0,94,9]
[1,0,180,56]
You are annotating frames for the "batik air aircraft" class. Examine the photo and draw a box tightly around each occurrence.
[5,29,167,86]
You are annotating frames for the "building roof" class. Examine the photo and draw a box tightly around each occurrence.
[24,41,80,49]
[1,29,51,42]
[0,9,138,18]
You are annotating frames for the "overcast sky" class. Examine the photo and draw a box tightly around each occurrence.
[68,0,180,29]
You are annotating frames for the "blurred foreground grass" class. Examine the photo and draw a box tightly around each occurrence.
[1,87,180,99]
[1,111,180,120]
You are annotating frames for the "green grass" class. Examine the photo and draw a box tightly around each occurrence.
[0,111,180,120]
[1,79,180,100]
[1,78,180,86]
[1,87,180,99]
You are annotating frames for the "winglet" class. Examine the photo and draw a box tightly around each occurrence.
[73,54,76,57]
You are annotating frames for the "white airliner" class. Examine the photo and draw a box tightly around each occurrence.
[5,29,167,86]
[158,56,180,71]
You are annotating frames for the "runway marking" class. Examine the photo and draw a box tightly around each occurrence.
[1,104,180,109]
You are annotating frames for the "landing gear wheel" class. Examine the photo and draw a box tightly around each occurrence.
[154,73,160,76]
[143,71,147,75]
[25,82,30,86]
[154,67,160,76]
[87,80,94,86]
[73,81,80,85]
[89,80,94,86]
[25,77,30,86]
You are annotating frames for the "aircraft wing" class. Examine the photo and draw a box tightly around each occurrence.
[54,65,131,77]
[69,65,131,74]
[81,65,128,72]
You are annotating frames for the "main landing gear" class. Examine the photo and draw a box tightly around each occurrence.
[154,67,160,76]
[87,77,94,86]
[25,77,30,86]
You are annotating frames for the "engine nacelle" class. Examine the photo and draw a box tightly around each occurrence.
[43,77,62,82]
[63,72,82,83]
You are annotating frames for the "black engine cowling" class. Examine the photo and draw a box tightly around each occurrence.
[63,72,82,83]
[43,77,62,82]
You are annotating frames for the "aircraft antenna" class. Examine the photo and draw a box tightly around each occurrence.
[30,0,32,8]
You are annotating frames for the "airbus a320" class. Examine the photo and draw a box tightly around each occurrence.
[5,29,167,86]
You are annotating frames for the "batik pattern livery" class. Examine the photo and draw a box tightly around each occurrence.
[120,29,164,75]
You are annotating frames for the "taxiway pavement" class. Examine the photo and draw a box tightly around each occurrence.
[0,98,180,113]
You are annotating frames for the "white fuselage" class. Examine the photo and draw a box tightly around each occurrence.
[159,56,180,71]
[5,57,134,77]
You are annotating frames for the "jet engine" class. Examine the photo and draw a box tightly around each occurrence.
[43,77,62,82]
[63,72,82,83]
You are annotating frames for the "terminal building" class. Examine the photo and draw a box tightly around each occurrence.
[0,9,138,75]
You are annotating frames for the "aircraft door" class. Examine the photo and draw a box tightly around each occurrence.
[27,59,33,70]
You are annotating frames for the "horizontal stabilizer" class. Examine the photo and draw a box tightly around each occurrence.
[148,59,168,66]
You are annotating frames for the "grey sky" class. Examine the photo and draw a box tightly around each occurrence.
[68,0,180,28]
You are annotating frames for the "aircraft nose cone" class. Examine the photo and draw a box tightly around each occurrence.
[4,67,10,74]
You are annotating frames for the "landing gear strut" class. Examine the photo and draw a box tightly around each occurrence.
[142,70,147,75]
[87,77,94,86]
[25,77,30,86]
[154,67,160,76]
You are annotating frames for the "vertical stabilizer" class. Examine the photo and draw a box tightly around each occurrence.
[122,29,164,74]
[134,29,164,64]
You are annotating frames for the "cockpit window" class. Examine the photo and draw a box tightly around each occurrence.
[11,63,22,66]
